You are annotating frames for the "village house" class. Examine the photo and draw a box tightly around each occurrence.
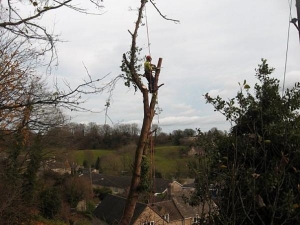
[43,158,72,175]
[187,146,205,157]
[94,193,217,225]
[91,170,218,224]
[94,194,165,225]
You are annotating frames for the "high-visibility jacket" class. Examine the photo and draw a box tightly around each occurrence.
[144,61,152,73]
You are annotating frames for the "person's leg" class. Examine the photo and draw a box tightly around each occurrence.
[145,73,151,83]
[151,75,155,92]
[144,72,151,91]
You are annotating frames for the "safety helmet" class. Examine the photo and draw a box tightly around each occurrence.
[146,55,152,60]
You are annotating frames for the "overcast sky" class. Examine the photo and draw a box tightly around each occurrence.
[41,0,300,134]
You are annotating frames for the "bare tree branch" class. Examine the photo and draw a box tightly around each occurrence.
[0,1,72,28]
[149,0,180,23]
[0,0,105,67]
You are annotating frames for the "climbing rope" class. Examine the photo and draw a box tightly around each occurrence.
[149,131,156,204]
[145,5,163,124]
[145,5,151,56]
[282,0,293,97]
[144,5,161,204]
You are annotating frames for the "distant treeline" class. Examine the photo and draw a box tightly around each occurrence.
[43,122,197,150]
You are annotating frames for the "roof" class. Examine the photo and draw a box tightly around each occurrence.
[172,195,217,218]
[91,174,171,193]
[154,178,172,193]
[182,182,196,188]
[92,174,131,189]
[150,200,183,222]
[94,194,147,225]
[94,194,217,224]
[45,159,70,169]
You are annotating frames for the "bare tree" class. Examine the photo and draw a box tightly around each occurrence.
[0,32,117,135]
[0,3,120,222]
[0,0,104,61]
[119,1,178,224]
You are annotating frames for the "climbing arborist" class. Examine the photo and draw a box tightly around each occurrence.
[143,55,156,93]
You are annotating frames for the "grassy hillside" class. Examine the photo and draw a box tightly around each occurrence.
[73,149,112,164]
[72,145,193,179]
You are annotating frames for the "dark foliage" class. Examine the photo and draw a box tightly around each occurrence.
[203,59,300,224]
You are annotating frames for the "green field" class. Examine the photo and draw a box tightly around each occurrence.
[73,149,112,164]
[72,145,192,179]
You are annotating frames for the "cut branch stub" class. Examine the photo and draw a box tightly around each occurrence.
[154,58,163,92]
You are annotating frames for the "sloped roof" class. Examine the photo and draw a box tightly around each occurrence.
[91,174,171,193]
[150,200,183,222]
[182,182,196,188]
[45,159,71,170]
[172,196,217,218]
[92,174,131,189]
[94,194,147,225]
[154,178,172,193]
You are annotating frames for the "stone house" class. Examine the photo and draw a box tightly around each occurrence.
[187,147,205,157]
[94,194,165,225]
[44,158,72,175]
[94,193,217,225]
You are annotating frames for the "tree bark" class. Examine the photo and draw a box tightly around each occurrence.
[118,1,164,223]
[119,58,162,225]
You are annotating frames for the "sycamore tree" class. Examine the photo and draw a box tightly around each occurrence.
[119,1,178,224]
[203,59,300,225]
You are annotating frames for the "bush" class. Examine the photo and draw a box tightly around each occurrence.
[94,187,112,200]
[39,187,61,219]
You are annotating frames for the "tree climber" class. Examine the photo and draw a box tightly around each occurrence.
[143,55,156,93]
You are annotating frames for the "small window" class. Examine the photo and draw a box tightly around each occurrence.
[193,214,201,224]
[163,214,169,222]
[142,221,154,225]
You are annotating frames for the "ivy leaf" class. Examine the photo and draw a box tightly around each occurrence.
[244,84,250,89]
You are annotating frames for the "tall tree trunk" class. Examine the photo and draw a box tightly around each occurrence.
[118,1,163,223]
[119,58,162,225]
